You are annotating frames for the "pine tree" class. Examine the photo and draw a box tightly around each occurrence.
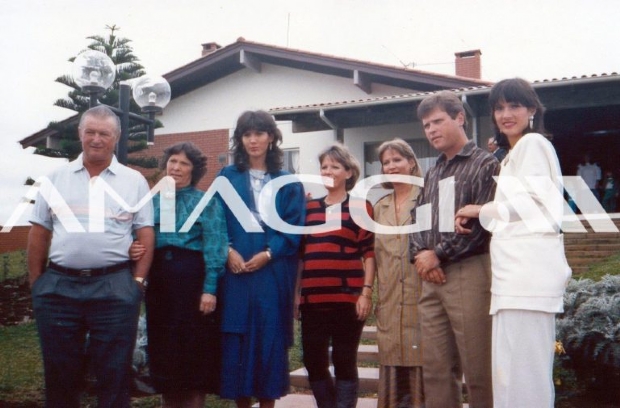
[37,25,155,161]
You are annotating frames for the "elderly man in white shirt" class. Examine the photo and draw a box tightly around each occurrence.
[27,105,154,408]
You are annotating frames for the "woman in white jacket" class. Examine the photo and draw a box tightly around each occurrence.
[454,78,572,408]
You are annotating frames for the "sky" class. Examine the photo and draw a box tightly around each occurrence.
[1,0,619,225]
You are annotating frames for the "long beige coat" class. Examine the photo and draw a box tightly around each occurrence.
[373,188,423,367]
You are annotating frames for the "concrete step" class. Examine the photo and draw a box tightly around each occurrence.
[252,393,378,407]
[290,366,380,393]
[355,344,379,363]
[316,345,377,363]
[357,344,379,362]
[256,393,470,407]
[361,325,376,341]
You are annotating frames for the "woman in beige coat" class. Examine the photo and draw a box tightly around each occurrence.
[373,138,425,407]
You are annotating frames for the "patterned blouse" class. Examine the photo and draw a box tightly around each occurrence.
[153,186,228,294]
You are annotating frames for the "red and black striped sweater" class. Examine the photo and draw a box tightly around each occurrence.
[300,195,375,308]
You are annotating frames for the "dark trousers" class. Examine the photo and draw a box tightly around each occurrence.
[32,268,142,408]
[301,304,364,382]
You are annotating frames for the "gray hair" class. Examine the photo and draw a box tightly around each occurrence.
[79,105,121,137]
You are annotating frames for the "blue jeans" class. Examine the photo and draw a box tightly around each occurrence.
[32,267,142,408]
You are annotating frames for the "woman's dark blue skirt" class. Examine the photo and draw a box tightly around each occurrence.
[145,246,221,394]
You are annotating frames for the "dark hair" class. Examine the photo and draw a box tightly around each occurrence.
[377,138,423,189]
[417,91,466,123]
[231,110,283,173]
[488,78,547,139]
[318,143,360,191]
[160,142,207,186]
[79,105,121,137]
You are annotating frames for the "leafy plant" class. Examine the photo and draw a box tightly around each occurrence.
[127,156,159,169]
[556,275,620,403]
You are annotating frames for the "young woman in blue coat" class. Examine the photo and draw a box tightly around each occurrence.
[218,110,306,408]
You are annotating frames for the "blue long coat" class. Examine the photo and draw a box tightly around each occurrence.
[217,165,305,399]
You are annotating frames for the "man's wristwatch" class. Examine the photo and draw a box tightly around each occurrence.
[134,277,147,288]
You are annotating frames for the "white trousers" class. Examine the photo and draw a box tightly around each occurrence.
[492,309,556,408]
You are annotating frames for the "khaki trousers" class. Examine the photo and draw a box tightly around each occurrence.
[419,253,493,408]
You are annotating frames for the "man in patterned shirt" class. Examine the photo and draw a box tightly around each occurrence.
[409,91,499,408]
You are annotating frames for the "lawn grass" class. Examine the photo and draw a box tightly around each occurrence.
[1,249,618,406]
[579,253,620,280]
[0,250,304,407]
[0,323,44,404]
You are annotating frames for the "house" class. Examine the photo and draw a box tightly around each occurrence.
[21,38,489,193]
[21,38,620,202]
[271,72,620,193]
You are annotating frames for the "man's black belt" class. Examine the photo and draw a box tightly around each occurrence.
[48,261,131,277]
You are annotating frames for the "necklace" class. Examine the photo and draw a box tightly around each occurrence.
[394,189,411,212]
[249,169,266,192]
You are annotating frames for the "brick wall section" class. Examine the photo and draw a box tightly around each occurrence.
[130,129,230,191]
[0,226,30,254]
[454,50,481,79]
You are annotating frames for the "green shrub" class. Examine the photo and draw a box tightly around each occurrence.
[556,275,620,403]
[127,156,159,168]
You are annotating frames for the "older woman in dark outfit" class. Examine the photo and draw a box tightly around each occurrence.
[132,142,228,408]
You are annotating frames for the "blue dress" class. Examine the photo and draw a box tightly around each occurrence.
[217,165,305,400]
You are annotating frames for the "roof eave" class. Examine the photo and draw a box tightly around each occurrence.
[162,40,490,98]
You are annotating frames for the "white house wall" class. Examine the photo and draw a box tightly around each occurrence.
[158,63,418,135]
[274,122,426,201]
[278,123,336,199]
[344,123,424,174]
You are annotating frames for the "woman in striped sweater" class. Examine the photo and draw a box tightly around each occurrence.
[297,143,376,408]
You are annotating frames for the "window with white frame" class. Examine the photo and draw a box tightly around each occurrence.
[282,148,300,174]
[224,148,300,173]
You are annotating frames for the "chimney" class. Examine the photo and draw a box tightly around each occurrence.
[454,50,481,79]
[201,42,221,57]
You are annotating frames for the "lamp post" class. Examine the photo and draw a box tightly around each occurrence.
[72,50,171,164]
